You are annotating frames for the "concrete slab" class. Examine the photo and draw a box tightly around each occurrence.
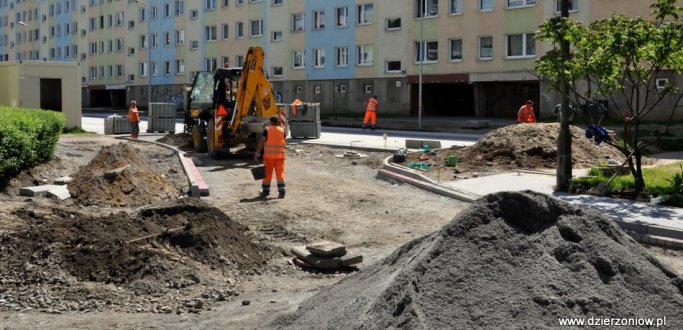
[405,139,442,150]
[306,241,346,257]
[47,185,71,200]
[19,185,62,197]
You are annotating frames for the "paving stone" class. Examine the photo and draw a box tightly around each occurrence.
[291,246,362,269]
[306,241,347,257]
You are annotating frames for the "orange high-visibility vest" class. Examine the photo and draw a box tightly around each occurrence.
[517,105,536,123]
[290,99,303,116]
[263,125,286,160]
[366,98,378,112]
[128,106,139,122]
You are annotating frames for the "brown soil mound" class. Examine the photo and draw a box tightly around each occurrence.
[0,199,275,313]
[156,133,191,149]
[270,192,683,329]
[456,123,627,171]
[68,142,182,206]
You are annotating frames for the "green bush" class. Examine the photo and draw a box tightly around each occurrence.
[0,106,64,178]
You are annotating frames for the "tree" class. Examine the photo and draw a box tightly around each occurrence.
[535,0,683,192]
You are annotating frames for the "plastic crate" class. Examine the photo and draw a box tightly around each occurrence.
[286,102,320,122]
[147,117,176,133]
[289,120,321,139]
[149,102,176,118]
[104,115,131,134]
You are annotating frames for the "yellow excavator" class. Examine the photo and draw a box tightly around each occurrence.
[184,47,286,157]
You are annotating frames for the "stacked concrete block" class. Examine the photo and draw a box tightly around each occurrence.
[104,115,131,135]
[285,102,321,139]
[147,102,176,133]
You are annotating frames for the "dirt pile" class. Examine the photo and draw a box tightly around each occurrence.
[269,191,683,329]
[0,199,275,314]
[455,123,626,171]
[68,142,182,206]
[156,133,191,149]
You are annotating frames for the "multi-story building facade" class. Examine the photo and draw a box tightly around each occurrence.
[0,0,676,119]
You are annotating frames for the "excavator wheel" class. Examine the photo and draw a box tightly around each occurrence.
[245,133,259,152]
[192,124,207,152]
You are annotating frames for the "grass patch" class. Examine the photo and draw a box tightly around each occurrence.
[572,161,683,206]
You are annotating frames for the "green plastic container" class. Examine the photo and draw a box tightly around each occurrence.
[446,154,458,167]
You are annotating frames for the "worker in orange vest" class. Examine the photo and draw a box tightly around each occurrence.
[255,116,287,199]
[517,100,536,124]
[362,95,379,130]
[290,99,303,117]
[128,100,140,138]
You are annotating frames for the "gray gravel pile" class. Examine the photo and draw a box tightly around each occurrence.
[269,191,683,329]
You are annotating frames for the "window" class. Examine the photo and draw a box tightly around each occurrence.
[292,50,305,69]
[357,4,373,24]
[117,65,124,77]
[479,36,493,59]
[313,48,325,68]
[235,55,244,67]
[152,61,158,76]
[357,45,373,65]
[479,0,493,11]
[116,38,123,52]
[335,47,348,67]
[222,0,229,7]
[556,0,578,12]
[164,32,171,46]
[204,57,217,71]
[108,65,114,78]
[336,7,347,27]
[190,9,198,19]
[272,31,282,41]
[236,21,243,38]
[449,39,462,61]
[164,3,171,17]
[272,66,283,77]
[272,0,283,5]
[205,25,217,41]
[292,13,304,31]
[506,33,535,57]
[128,74,135,82]
[296,86,302,94]
[236,0,244,4]
[164,61,171,75]
[139,8,147,21]
[176,30,184,44]
[151,6,158,20]
[128,47,135,56]
[507,0,535,8]
[151,33,158,48]
[100,66,104,79]
[140,35,148,49]
[128,20,135,29]
[415,41,438,63]
[364,84,372,94]
[176,59,185,74]
[115,12,123,26]
[339,84,347,93]
[90,66,96,79]
[206,0,216,10]
[90,42,97,55]
[222,24,229,39]
[386,60,401,73]
[314,85,321,94]
[175,1,185,15]
[190,40,199,49]
[449,0,462,14]
[415,0,438,18]
[313,10,324,29]
[386,18,401,30]
[249,19,263,37]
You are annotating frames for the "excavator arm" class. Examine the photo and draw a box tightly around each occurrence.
[228,47,278,136]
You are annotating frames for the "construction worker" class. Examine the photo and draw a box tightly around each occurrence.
[128,100,140,138]
[254,116,286,199]
[290,99,303,117]
[517,100,536,124]
[554,103,575,124]
[362,95,378,130]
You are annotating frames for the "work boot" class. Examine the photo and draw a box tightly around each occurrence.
[278,191,285,199]
[259,190,269,198]
[362,125,366,130]
[371,126,376,131]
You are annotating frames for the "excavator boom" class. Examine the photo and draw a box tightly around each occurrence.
[229,47,278,135]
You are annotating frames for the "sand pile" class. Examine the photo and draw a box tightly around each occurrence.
[68,142,181,206]
[456,123,628,171]
[270,191,683,329]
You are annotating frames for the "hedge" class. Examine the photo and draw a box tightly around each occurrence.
[0,106,64,178]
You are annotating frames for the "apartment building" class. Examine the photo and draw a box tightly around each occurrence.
[0,0,674,119]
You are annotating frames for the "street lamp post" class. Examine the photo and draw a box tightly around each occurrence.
[418,11,424,129]
[136,0,152,108]
[17,21,34,60]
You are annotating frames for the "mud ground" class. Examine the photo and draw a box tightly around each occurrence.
[0,133,681,329]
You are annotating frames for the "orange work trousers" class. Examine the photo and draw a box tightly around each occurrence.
[262,158,285,184]
[363,110,377,125]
